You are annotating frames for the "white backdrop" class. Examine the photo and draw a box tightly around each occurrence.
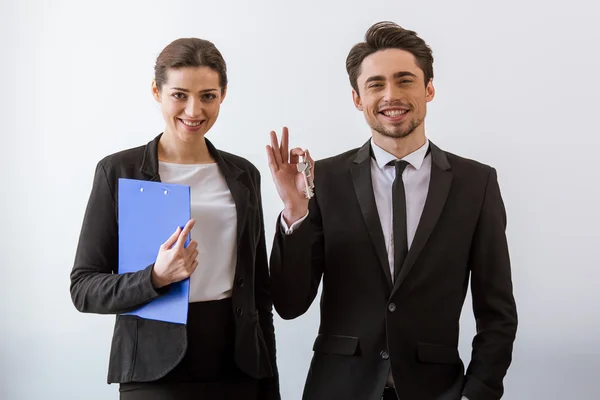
[2,0,599,399]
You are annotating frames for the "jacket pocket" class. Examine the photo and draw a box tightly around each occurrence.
[108,315,138,382]
[236,309,274,379]
[313,334,360,356]
[256,321,274,374]
[417,343,460,364]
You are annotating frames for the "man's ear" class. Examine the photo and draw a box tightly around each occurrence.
[352,89,364,111]
[425,79,435,103]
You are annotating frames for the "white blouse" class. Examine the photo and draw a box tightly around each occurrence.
[158,161,237,303]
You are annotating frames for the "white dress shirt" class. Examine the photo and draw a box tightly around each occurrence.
[159,161,237,303]
[369,138,431,281]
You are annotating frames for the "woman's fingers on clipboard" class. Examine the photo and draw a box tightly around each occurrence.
[186,241,199,263]
[152,219,198,287]
[176,219,196,250]
[162,226,183,250]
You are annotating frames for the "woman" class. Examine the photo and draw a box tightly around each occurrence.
[70,38,279,399]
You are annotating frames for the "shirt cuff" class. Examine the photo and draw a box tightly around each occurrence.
[279,210,309,235]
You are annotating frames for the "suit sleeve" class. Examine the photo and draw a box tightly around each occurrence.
[269,187,325,320]
[70,161,165,315]
[253,172,281,400]
[462,168,518,400]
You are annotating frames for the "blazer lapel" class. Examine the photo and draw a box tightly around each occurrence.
[351,141,393,289]
[225,177,250,243]
[392,141,453,294]
[139,133,162,181]
[206,140,250,243]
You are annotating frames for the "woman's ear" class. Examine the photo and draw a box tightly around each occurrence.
[152,80,161,102]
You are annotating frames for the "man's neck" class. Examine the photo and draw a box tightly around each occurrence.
[158,131,215,164]
[372,129,427,160]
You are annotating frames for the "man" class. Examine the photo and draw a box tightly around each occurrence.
[266,21,517,400]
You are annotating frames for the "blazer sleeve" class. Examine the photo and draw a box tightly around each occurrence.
[253,172,281,400]
[463,168,518,400]
[269,187,325,320]
[70,161,165,315]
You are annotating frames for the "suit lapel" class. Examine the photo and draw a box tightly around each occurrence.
[351,141,393,289]
[392,141,452,294]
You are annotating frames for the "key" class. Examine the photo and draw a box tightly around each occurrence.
[297,155,314,199]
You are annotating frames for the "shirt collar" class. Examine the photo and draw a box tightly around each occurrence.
[370,137,430,171]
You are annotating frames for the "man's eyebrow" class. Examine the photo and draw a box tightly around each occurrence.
[393,71,417,79]
[364,71,418,87]
[364,75,385,87]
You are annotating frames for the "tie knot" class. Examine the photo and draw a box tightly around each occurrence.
[390,159,409,175]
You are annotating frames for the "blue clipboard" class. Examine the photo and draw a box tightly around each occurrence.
[118,178,191,324]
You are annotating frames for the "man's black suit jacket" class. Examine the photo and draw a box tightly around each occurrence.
[270,140,517,400]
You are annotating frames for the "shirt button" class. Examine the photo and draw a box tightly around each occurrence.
[236,277,245,287]
[388,303,396,312]
[236,307,244,317]
[381,351,389,360]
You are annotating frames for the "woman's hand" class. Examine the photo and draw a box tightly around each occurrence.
[151,219,199,288]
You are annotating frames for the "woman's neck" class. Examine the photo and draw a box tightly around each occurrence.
[158,132,215,164]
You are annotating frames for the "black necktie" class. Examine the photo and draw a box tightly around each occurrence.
[391,160,409,281]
